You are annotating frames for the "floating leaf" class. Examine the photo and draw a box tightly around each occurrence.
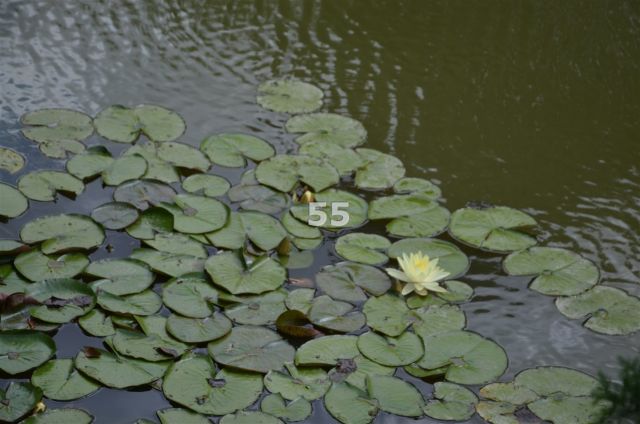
[26,279,96,323]
[100,154,147,186]
[354,148,405,190]
[449,206,537,253]
[94,104,186,143]
[393,177,441,199]
[424,382,478,421]
[78,308,115,337]
[480,382,538,405]
[162,274,218,318]
[281,211,321,241]
[257,79,323,114]
[144,232,207,258]
[514,366,599,398]
[160,194,228,234]
[264,362,330,401]
[229,211,288,251]
[75,348,169,388]
[256,154,339,193]
[308,295,365,333]
[286,113,366,148]
[261,394,311,422]
[201,133,275,167]
[14,250,88,282]
[332,355,395,391]
[334,233,390,265]
[206,252,285,295]
[91,202,139,230]
[131,248,205,277]
[363,294,412,337]
[0,147,25,174]
[20,214,105,254]
[0,382,42,423]
[126,207,174,239]
[157,408,210,424]
[97,289,162,316]
[224,290,287,326]
[18,171,84,202]
[324,382,378,424]
[367,374,424,417]
[114,179,176,210]
[0,240,27,255]
[0,183,28,218]
[356,331,423,366]
[295,335,359,366]
[275,309,320,339]
[112,316,188,362]
[125,141,180,183]
[86,259,154,296]
[66,146,114,180]
[299,141,364,175]
[22,408,93,424]
[290,189,368,229]
[219,411,283,424]
[369,194,450,237]
[504,247,599,296]
[284,288,315,314]
[411,304,466,338]
[21,108,93,158]
[316,262,391,304]
[156,141,210,172]
[528,396,606,424]
[166,312,232,343]
[227,170,290,214]
[0,330,55,375]
[31,359,99,400]
[183,174,230,197]
[388,238,470,279]
[476,401,518,424]
[555,286,640,335]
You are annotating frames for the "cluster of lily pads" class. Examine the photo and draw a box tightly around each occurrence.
[0,78,638,424]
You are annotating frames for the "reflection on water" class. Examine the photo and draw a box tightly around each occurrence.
[1,0,639,422]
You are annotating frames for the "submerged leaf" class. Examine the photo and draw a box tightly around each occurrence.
[0,147,25,174]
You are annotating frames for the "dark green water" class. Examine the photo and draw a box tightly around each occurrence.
[1,0,639,422]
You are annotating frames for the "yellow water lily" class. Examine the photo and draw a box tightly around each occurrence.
[386,251,450,296]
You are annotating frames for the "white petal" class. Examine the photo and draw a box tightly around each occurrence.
[401,283,415,295]
[386,268,411,283]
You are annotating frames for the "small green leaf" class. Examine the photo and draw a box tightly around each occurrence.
[334,233,390,265]
[91,202,139,230]
[18,171,84,201]
[0,183,28,218]
[286,113,366,148]
[201,133,275,167]
[182,174,230,197]
[257,79,323,114]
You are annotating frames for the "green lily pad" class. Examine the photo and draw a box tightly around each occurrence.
[162,274,218,318]
[393,177,441,199]
[97,289,162,316]
[308,295,365,333]
[206,252,285,295]
[22,408,93,424]
[480,382,538,405]
[515,366,599,398]
[417,330,508,385]
[424,382,478,421]
[406,280,474,308]
[290,189,368,230]
[86,259,154,295]
[0,330,55,375]
[21,108,93,158]
[0,264,30,296]
[257,79,323,114]
[476,401,518,424]
[369,194,438,220]
[0,382,42,423]
[363,294,412,337]
[201,133,275,167]
[14,250,88,282]
[284,288,315,314]
[388,238,470,279]
[208,325,295,373]
[236,211,288,251]
[0,240,27,255]
[264,362,330,401]
[334,233,390,265]
[286,113,366,148]
[31,359,99,400]
[18,171,84,201]
[182,174,230,197]
[75,348,169,388]
[227,170,290,214]
[504,247,600,296]
[156,141,210,172]
[369,194,450,237]
[299,140,364,175]
[114,179,176,210]
[144,232,207,258]
[91,202,139,230]
[354,148,405,190]
[66,146,114,180]
[160,194,228,234]
[224,290,287,326]
[295,335,359,366]
[220,411,283,424]
[26,279,96,323]
[528,396,607,424]
[357,331,423,366]
[78,308,115,337]
[166,312,232,343]
[203,213,244,250]
[101,155,147,187]
[0,147,25,174]
[324,382,379,424]
[112,316,188,361]
[367,374,424,417]
[282,210,321,239]
[0,306,59,333]
[261,394,311,422]
[124,141,180,183]
[316,262,391,304]
[0,183,28,218]
[449,206,538,253]
[94,104,185,143]
[126,207,174,239]
[131,248,205,277]
[20,214,105,254]
[256,154,339,193]
[411,304,466,338]
[157,408,210,424]
[331,355,395,391]
[555,286,640,335]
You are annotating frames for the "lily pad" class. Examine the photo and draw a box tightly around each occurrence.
[131,248,205,277]
[424,382,478,421]
[357,331,423,366]
[0,240,27,255]
[14,250,88,282]
[224,290,287,326]
[75,348,169,388]
[324,382,379,424]
[166,312,232,343]
[256,154,339,193]
[160,194,228,234]
[504,247,600,296]
[112,316,188,362]
[264,362,330,401]
[220,411,283,424]
[94,104,186,143]
[363,294,412,337]
[144,232,207,258]
[237,211,288,251]
[125,141,180,183]
[334,233,390,265]
[308,295,366,333]
[369,194,450,237]
[31,359,99,400]
[480,382,538,405]
[369,194,438,220]
[126,207,174,239]
[97,289,162,316]
[393,177,441,199]
[282,211,321,239]
[286,113,366,148]
[26,279,96,323]
[78,308,115,337]
[206,252,286,295]
[0,147,25,174]
[0,330,55,375]
[66,146,114,180]
[208,325,295,373]
[476,401,518,424]
[101,154,148,186]
[157,408,210,424]
[295,335,359,366]
[354,148,405,190]
[411,304,466,338]
[316,262,391,303]
[261,394,311,422]
[20,214,105,254]
[21,108,93,158]
[555,286,640,335]
[333,355,395,391]
[157,141,210,172]
[0,183,28,218]
[18,171,84,201]
[22,408,93,424]
[388,238,470,279]
[284,288,315,314]
[367,374,424,417]
[86,258,154,296]
[528,396,607,424]
[290,189,368,229]
[299,140,364,175]
[162,274,218,318]
[91,202,139,230]
[257,79,323,114]
[183,174,230,197]
[201,133,275,167]
[449,206,538,253]
[0,382,42,423]
[114,179,176,210]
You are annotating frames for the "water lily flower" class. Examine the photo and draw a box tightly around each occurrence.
[386,252,450,296]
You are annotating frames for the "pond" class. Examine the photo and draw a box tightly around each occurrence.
[1,0,639,423]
